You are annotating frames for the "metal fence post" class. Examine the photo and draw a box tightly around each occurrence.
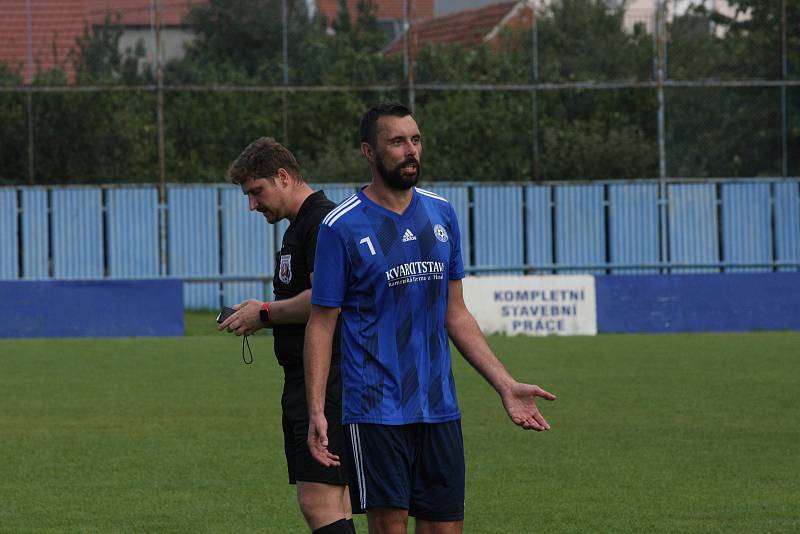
[531,0,540,182]
[655,0,669,272]
[781,0,788,178]
[282,0,289,147]
[154,0,169,277]
[25,0,34,185]
[404,0,415,113]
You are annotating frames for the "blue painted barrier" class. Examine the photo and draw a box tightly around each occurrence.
[0,280,184,338]
[596,273,800,333]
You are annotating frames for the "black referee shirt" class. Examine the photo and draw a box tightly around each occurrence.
[272,190,341,367]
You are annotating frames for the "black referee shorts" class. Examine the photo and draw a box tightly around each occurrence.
[281,362,350,486]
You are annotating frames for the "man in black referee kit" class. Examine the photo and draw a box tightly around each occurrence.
[218,137,355,533]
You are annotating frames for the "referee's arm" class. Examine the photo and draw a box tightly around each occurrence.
[268,288,312,323]
[217,288,311,336]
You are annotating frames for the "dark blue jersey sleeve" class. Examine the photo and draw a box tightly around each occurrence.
[448,203,466,280]
[311,222,349,307]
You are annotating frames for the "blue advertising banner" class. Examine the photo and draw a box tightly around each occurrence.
[0,280,184,338]
[596,273,800,333]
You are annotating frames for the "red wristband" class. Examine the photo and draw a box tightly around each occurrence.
[260,301,272,324]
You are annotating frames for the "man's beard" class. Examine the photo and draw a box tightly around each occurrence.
[375,152,421,191]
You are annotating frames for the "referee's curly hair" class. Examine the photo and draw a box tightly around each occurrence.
[227,137,304,185]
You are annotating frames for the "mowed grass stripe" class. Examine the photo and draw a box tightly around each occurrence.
[1,326,798,533]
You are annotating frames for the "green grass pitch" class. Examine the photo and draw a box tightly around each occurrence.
[1,313,798,533]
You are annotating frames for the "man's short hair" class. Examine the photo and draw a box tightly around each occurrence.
[359,103,414,148]
[227,137,303,185]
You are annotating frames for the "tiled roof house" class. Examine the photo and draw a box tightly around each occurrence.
[384,0,533,57]
[314,0,434,42]
[0,0,89,82]
[0,0,479,83]
[0,0,201,82]
[88,0,199,26]
[316,0,434,24]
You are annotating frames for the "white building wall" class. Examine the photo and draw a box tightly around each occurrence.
[624,0,741,34]
[435,0,742,35]
[118,27,197,66]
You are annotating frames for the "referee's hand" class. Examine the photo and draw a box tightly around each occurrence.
[217,299,264,336]
[307,414,341,467]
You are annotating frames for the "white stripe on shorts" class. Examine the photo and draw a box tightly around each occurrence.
[349,424,367,510]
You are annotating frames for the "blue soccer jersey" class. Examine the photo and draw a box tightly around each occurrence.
[312,187,466,425]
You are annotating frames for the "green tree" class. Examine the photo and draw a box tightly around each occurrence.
[72,13,144,85]
[0,66,27,184]
[412,0,658,181]
[664,0,799,176]
[6,0,793,184]
[165,0,398,182]
[25,17,155,184]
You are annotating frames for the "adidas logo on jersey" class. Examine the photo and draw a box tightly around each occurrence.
[402,229,417,242]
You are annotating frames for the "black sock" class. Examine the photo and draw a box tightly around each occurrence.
[313,518,355,534]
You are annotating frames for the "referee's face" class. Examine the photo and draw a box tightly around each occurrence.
[241,175,286,224]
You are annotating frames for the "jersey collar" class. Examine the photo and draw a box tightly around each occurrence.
[356,186,419,220]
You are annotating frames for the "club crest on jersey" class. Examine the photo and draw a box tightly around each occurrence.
[434,224,448,243]
[279,254,292,284]
[402,228,417,242]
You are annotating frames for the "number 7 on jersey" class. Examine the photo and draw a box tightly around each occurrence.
[360,236,376,256]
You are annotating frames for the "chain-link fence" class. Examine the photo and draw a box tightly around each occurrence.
[0,0,798,188]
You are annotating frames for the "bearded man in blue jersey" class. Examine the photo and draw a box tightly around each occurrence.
[304,102,556,534]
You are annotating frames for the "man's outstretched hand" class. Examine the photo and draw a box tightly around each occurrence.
[501,382,557,431]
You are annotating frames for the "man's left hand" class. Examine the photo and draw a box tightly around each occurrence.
[501,382,557,431]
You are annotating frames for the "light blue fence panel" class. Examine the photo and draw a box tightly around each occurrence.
[472,186,523,273]
[0,189,18,278]
[315,184,358,204]
[524,185,552,271]
[721,182,772,272]
[168,186,219,309]
[51,188,103,278]
[608,183,659,274]
[668,183,719,273]
[220,188,274,305]
[555,184,606,274]
[107,188,160,277]
[22,188,49,278]
[424,185,471,269]
[774,181,799,272]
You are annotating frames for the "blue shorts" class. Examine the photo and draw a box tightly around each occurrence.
[346,420,465,522]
